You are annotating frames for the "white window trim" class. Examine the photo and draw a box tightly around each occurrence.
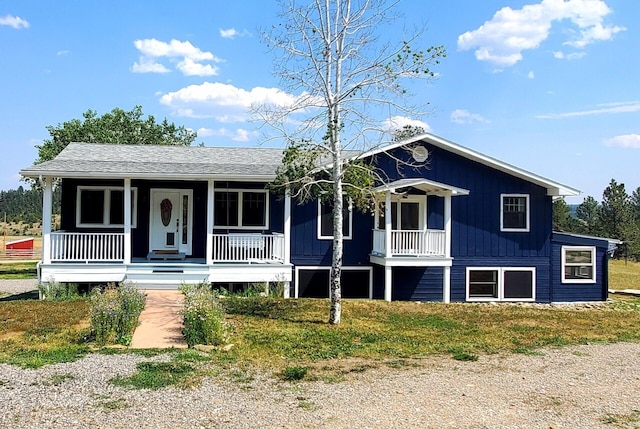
[376,195,427,231]
[294,266,373,299]
[561,246,596,284]
[214,189,270,230]
[466,266,536,302]
[76,186,138,228]
[317,198,353,240]
[500,193,530,232]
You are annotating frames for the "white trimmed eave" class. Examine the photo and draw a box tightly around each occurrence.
[354,133,581,197]
[374,178,470,197]
[20,170,277,182]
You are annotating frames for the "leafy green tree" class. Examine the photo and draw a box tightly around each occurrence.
[393,125,426,142]
[260,0,444,324]
[36,106,197,164]
[575,196,601,235]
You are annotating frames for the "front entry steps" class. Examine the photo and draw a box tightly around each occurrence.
[126,264,209,289]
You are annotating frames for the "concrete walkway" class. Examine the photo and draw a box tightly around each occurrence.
[130,290,187,349]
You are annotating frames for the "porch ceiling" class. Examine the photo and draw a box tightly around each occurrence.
[373,178,470,197]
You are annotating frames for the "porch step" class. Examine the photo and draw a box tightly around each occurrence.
[126,265,209,289]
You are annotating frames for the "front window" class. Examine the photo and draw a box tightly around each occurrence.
[501,194,530,232]
[77,186,137,228]
[467,267,535,301]
[562,246,596,283]
[318,198,352,239]
[214,190,268,229]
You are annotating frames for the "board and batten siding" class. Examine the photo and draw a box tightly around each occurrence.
[551,233,609,302]
[289,200,372,266]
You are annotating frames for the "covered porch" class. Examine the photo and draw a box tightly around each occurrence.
[369,178,469,303]
[36,176,293,290]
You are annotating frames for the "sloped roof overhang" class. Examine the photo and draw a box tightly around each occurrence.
[373,178,470,197]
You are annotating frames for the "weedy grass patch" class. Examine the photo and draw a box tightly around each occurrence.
[0,261,38,280]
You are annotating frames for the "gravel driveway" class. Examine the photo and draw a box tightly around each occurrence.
[0,342,639,428]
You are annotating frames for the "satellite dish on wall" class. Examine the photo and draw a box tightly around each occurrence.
[412,146,429,162]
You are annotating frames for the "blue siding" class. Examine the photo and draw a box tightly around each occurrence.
[451,257,551,302]
[551,233,609,302]
[376,145,553,260]
[392,267,444,301]
[290,200,372,266]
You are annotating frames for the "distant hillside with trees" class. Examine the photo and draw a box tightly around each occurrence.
[554,179,640,259]
[0,186,61,224]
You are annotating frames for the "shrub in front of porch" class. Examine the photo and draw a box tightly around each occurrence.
[90,283,146,346]
[181,284,228,347]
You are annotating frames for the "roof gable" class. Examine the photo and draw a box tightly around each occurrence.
[356,133,580,197]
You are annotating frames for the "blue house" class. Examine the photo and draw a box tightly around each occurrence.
[20,133,615,302]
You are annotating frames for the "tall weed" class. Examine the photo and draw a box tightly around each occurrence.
[181,283,228,347]
[38,282,81,301]
[90,283,146,346]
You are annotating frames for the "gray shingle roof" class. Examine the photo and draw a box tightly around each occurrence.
[20,143,285,180]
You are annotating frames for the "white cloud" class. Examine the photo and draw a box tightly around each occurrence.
[0,14,29,29]
[537,100,640,119]
[450,109,490,125]
[219,28,250,39]
[132,39,223,76]
[528,71,535,79]
[553,50,587,60]
[198,127,257,142]
[176,58,219,76]
[457,0,625,67]
[56,50,70,56]
[384,116,432,133]
[160,82,305,120]
[604,134,640,148]
[131,58,171,74]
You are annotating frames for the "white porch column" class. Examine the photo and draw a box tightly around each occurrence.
[284,189,291,264]
[443,194,452,303]
[283,189,292,299]
[384,266,392,302]
[123,178,132,264]
[384,191,392,258]
[206,179,214,265]
[443,266,451,304]
[444,194,452,258]
[41,177,52,264]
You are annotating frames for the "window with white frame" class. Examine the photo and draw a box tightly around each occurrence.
[562,246,596,283]
[76,186,137,228]
[214,190,269,229]
[317,198,352,239]
[375,196,426,231]
[466,267,536,301]
[501,194,530,232]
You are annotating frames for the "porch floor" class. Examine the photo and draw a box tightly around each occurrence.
[129,290,187,349]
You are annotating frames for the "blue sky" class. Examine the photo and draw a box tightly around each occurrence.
[1,0,637,204]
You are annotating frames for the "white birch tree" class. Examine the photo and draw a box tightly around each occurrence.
[257,0,445,324]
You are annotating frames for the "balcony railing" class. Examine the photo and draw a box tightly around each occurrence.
[211,233,285,263]
[50,232,125,262]
[372,229,446,257]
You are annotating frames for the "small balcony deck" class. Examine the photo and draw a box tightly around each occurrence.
[370,229,452,267]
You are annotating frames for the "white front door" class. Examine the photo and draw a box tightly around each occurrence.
[149,189,193,255]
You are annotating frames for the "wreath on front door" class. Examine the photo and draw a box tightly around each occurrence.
[160,198,172,226]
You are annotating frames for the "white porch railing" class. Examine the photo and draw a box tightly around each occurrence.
[211,233,285,263]
[50,232,125,262]
[372,229,446,257]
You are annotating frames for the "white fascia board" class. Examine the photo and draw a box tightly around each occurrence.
[20,170,276,182]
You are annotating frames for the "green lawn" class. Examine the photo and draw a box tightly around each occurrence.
[0,259,638,373]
